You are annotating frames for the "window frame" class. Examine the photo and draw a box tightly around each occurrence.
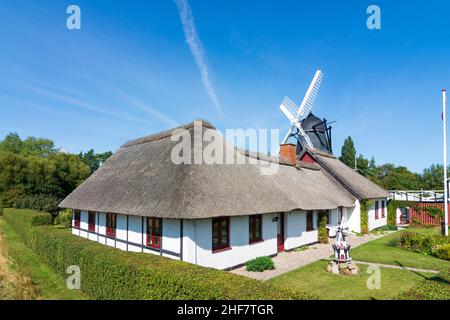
[146,217,162,249]
[88,211,96,232]
[212,217,230,252]
[73,209,81,228]
[106,213,116,238]
[306,211,314,231]
[375,201,379,220]
[249,215,263,244]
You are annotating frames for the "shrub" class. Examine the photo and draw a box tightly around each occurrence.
[54,209,72,228]
[245,256,275,272]
[317,211,329,243]
[3,208,311,300]
[360,200,372,234]
[398,271,450,300]
[399,230,449,256]
[12,194,61,213]
[432,244,450,261]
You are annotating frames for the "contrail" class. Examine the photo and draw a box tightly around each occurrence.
[175,0,222,117]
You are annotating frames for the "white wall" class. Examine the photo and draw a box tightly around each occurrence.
[346,200,361,234]
[182,213,278,269]
[368,198,388,230]
[284,210,318,249]
[72,212,182,259]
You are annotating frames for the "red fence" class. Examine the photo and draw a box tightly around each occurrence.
[409,202,450,226]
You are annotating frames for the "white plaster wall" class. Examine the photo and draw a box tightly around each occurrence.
[128,215,143,252]
[396,208,402,224]
[368,198,388,231]
[328,208,339,237]
[346,200,361,234]
[162,219,181,258]
[183,213,278,269]
[115,214,127,251]
[98,212,106,244]
[79,210,88,238]
[284,210,318,249]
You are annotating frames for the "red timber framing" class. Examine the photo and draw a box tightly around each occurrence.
[410,202,450,226]
[300,152,316,164]
[146,217,162,249]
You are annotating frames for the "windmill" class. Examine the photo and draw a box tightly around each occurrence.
[326,216,360,275]
[279,70,324,151]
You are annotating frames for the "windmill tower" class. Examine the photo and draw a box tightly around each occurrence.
[279,70,333,154]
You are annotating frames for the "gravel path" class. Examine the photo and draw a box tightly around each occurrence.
[353,260,439,274]
[231,232,393,281]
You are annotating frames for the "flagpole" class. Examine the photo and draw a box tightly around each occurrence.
[443,89,448,236]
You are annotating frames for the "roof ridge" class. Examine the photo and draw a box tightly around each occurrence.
[121,119,215,148]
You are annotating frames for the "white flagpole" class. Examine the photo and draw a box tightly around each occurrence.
[443,89,448,236]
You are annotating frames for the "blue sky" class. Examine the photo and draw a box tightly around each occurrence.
[1,0,450,172]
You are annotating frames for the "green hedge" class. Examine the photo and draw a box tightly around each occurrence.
[3,208,311,300]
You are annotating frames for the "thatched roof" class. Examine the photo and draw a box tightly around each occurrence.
[60,121,355,219]
[304,148,389,200]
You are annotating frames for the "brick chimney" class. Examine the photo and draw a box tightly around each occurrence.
[279,143,297,165]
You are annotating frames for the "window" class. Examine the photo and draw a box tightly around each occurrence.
[106,213,116,238]
[381,200,386,218]
[146,218,162,249]
[212,217,230,252]
[249,215,262,244]
[73,210,80,228]
[88,211,96,232]
[306,211,314,231]
[375,201,379,220]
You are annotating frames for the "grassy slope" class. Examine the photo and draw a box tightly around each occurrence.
[351,228,450,272]
[268,259,436,300]
[0,218,88,300]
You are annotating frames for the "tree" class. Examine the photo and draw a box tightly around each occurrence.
[340,136,356,169]
[356,154,369,177]
[421,164,448,190]
[79,149,113,173]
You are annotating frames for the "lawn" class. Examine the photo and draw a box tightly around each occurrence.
[268,259,436,300]
[0,218,88,300]
[351,228,450,272]
[269,228,450,300]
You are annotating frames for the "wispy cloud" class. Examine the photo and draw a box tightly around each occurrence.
[174,0,222,117]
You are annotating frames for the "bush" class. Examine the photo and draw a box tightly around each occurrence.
[399,230,449,256]
[432,244,450,261]
[3,208,311,300]
[317,211,329,243]
[245,256,275,272]
[12,194,61,213]
[54,209,72,228]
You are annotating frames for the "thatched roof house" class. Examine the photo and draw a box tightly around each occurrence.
[60,120,387,270]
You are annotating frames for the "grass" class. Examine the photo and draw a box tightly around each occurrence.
[0,218,88,300]
[351,228,450,272]
[269,228,449,300]
[268,259,437,300]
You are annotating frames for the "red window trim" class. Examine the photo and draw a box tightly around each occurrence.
[146,217,162,249]
[212,217,230,253]
[375,201,379,220]
[381,201,386,218]
[73,210,80,228]
[88,211,96,232]
[249,214,263,244]
[106,213,116,238]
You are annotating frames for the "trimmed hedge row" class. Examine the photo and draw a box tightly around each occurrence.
[3,208,311,300]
